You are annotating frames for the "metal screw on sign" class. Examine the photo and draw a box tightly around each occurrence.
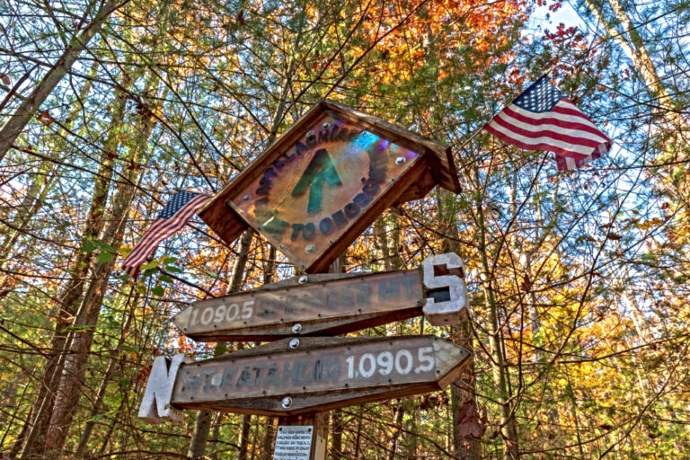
[281,396,293,409]
[298,275,308,284]
[322,122,331,130]
[242,194,251,201]
[289,338,300,349]
[292,323,302,333]
[305,244,315,254]
[395,156,406,165]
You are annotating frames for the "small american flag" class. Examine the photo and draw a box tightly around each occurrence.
[122,191,210,278]
[485,76,611,170]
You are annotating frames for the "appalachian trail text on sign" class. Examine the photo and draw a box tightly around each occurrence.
[197,100,460,273]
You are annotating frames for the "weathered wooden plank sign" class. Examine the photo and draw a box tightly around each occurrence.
[173,270,425,342]
[138,336,471,419]
[172,253,468,342]
[198,100,461,273]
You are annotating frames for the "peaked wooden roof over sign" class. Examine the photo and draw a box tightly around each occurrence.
[199,99,461,273]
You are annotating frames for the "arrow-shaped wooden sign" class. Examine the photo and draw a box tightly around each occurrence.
[173,270,425,342]
[173,252,469,342]
[139,335,471,421]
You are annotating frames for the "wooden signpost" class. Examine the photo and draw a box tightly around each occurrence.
[137,100,470,460]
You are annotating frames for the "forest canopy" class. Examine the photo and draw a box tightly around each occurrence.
[0,0,689,458]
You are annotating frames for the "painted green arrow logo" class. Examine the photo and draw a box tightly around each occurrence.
[291,148,342,214]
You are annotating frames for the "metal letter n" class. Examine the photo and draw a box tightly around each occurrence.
[138,354,186,424]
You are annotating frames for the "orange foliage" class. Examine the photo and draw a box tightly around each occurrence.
[354,0,532,86]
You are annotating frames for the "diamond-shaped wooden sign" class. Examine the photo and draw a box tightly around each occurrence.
[199,100,460,273]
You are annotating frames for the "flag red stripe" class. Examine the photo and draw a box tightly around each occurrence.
[552,99,610,129]
[488,121,607,158]
[489,113,606,154]
[503,104,610,141]
[486,123,594,160]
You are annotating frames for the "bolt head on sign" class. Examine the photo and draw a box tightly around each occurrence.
[198,100,460,273]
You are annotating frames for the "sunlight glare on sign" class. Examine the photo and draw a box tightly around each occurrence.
[227,113,421,270]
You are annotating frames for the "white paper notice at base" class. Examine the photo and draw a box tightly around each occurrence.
[273,425,313,460]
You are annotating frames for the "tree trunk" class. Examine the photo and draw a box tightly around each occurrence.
[450,321,481,460]
[2,61,99,455]
[353,406,364,460]
[188,411,215,460]
[18,66,130,460]
[187,229,254,459]
[435,188,482,460]
[387,401,405,460]
[209,413,225,460]
[41,74,162,457]
[472,166,518,460]
[261,417,275,460]
[237,414,252,460]
[75,290,137,456]
[262,244,277,284]
[374,216,393,270]
[0,0,120,164]
[330,410,344,459]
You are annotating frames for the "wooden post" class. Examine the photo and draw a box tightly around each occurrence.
[272,257,337,460]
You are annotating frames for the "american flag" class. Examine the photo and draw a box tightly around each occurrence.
[485,76,611,170]
[122,191,210,277]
